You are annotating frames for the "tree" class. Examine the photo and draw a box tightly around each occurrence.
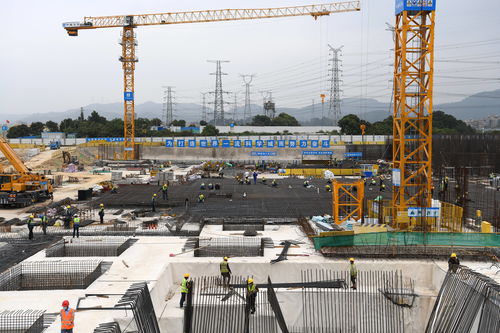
[271,113,300,126]
[199,120,208,126]
[29,122,45,136]
[171,119,186,127]
[433,110,475,134]
[338,114,368,135]
[251,115,272,126]
[366,116,392,135]
[88,111,107,124]
[45,120,59,132]
[150,118,162,127]
[201,125,219,136]
[7,124,31,138]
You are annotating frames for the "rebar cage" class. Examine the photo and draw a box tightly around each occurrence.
[194,238,264,257]
[46,238,136,257]
[0,310,45,333]
[0,260,102,291]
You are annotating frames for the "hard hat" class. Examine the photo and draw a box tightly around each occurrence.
[74,214,78,217]
[451,253,457,258]
[184,273,190,278]
[66,205,71,208]
[223,256,228,261]
[100,203,104,207]
[153,193,157,196]
[349,258,355,262]
[248,278,254,283]
[29,215,34,218]
[62,300,69,307]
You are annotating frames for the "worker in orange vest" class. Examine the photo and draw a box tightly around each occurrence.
[60,300,75,332]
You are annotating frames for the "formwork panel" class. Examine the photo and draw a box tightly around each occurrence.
[0,260,102,291]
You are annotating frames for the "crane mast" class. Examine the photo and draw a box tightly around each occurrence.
[63,1,360,159]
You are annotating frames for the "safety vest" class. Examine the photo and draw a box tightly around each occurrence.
[152,196,157,202]
[180,278,189,293]
[73,217,80,226]
[350,263,358,277]
[199,194,205,200]
[220,261,229,273]
[247,283,256,294]
[27,218,34,226]
[162,184,168,191]
[41,216,47,224]
[99,207,104,214]
[60,308,75,329]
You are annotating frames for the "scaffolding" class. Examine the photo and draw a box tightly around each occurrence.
[332,179,364,224]
[0,310,45,333]
[0,260,102,291]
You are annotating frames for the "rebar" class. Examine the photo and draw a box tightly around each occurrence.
[0,260,102,291]
[0,310,45,333]
[194,238,264,257]
[189,276,278,333]
[425,265,500,333]
[115,282,160,333]
[299,269,408,332]
[46,238,136,257]
[94,322,122,333]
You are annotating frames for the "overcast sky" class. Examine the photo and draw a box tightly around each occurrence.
[1,0,499,118]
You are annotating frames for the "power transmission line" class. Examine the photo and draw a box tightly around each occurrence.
[241,74,254,121]
[328,44,343,125]
[200,92,208,122]
[208,60,230,125]
[161,86,175,126]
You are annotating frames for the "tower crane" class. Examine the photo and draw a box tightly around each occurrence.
[63,1,361,160]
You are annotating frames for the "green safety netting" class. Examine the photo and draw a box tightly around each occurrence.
[312,232,500,250]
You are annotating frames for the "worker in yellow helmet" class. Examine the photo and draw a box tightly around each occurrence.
[151,193,157,212]
[448,253,460,273]
[246,278,259,314]
[27,215,35,240]
[349,258,358,290]
[325,184,332,192]
[220,256,232,287]
[180,273,191,308]
[98,203,105,224]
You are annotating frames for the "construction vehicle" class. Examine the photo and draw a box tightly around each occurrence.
[0,136,53,207]
[49,140,61,150]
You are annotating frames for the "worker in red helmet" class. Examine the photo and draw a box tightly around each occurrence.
[60,300,75,332]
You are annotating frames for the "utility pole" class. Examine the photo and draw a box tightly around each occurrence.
[233,94,238,121]
[201,93,208,123]
[241,74,254,122]
[328,44,343,125]
[161,86,175,127]
[312,99,315,117]
[208,60,230,125]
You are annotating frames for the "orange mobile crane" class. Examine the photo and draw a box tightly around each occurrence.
[63,1,361,160]
[0,137,53,207]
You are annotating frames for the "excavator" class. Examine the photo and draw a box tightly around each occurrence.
[0,136,53,207]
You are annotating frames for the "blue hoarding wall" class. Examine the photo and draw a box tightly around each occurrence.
[396,0,436,15]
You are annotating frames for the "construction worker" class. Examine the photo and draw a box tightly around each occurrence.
[180,273,190,308]
[262,176,267,184]
[198,193,205,203]
[220,257,232,287]
[370,178,376,188]
[325,184,332,192]
[72,215,80,238]
[253,171,258,184]
[349,258,357,290]
[60,300,75,332]
[98,204,105,224]
[64,205,72,229]
[161,183,169,200]
[208,183,214,190]
[444,176,449,191]
[448,253,460,273]
[27,215,35,240]
[200,182,206,190]
[40,212,48,235]
[271,179,277,187]
[246,278,259,314]
[303,180,310,188]
[245,176,251,185]
[151,193,157,212]
[380,183,386,192]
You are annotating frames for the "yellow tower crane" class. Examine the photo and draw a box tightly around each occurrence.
[392,1,436,228]
[63,1,361,160]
